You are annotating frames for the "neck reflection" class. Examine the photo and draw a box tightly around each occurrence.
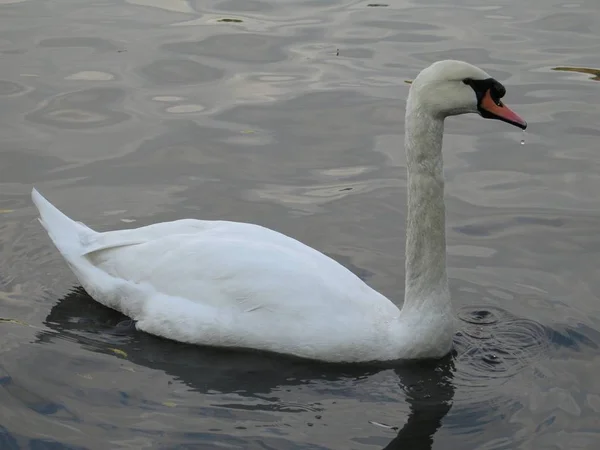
[383,357,455,450]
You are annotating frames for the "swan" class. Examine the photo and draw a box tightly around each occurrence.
[32,60,527,363]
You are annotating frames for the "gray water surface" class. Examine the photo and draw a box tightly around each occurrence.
[1,0,600,449]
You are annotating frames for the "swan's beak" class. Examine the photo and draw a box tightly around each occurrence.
[478,90,527,130]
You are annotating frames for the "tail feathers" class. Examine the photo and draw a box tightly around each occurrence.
[31,188,96,257]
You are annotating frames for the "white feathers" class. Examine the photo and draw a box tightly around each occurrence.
[32,60,510,363]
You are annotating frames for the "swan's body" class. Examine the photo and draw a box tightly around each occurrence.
[32,60,526,363]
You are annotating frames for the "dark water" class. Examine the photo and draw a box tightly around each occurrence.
[2,0,600,448]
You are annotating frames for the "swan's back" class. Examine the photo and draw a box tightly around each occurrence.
[86,219,389,315]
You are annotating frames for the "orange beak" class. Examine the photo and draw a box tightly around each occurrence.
[479,89,527,130]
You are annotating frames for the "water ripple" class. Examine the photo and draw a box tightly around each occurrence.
[455,306,552,383]
[0,80,27,96]
[163,34,290,64]
[138,59,223,86]
[38,37,119,52]
[25,87,131,129]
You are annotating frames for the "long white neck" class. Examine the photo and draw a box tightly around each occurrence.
[402,101,450,313]
[383,100,455,360]
[382,96,455,360]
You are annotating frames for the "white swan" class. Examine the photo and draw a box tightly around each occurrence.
[32,60,527,363]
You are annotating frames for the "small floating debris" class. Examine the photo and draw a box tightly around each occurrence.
[552,66,600,81]
[369,420,399,431]
[0,209,14,214]
[217,18,243,23]
[0,317,28,326]
[162,401,177,407]
[367,3,389,6]
[109,348,128,358]
[404,80,413,84]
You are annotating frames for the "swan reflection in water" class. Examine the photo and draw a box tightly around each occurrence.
[33,287,456,450]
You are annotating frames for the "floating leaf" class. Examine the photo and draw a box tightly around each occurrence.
[552,66,600,81]
[109,348,128,358]
[369,420,399,431]
[404,80,412,84]
[162,401,177,407]
[0,317,29,326]
[367,3,389,6]
[218,18,243,23]
[0,209,14,214]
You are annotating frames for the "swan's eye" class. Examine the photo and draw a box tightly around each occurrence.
[491,93,502,107]
[491,80,506,98]
[490,87,504,106]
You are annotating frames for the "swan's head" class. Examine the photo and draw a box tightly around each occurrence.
[409,60,527,129]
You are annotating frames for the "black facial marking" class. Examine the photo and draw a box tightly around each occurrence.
[463,77,506,106]
[462,76,526,129]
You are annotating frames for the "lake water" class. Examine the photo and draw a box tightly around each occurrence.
[1,0,600,448]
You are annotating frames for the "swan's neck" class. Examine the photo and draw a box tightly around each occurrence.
[382,103,455,360]
[402,106,450,314]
